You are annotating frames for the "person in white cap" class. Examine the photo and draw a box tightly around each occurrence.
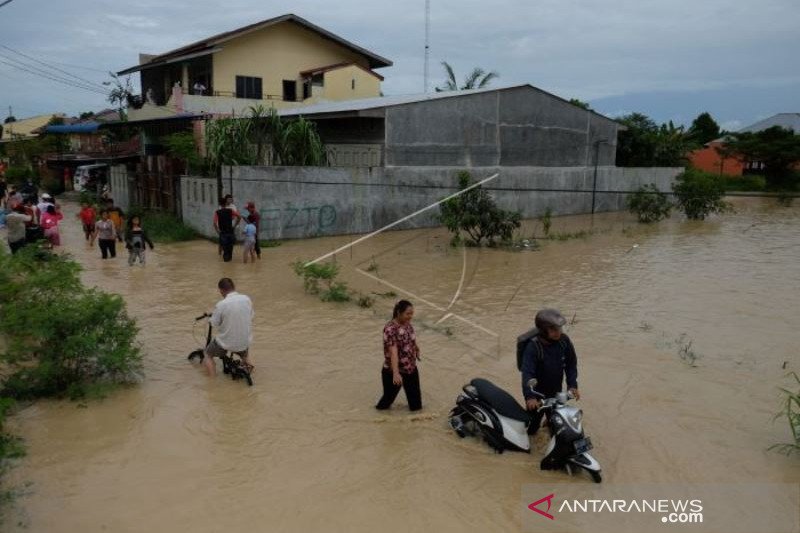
[36,193,54,225]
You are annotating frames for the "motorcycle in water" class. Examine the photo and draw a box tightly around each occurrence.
[448,377,602,483]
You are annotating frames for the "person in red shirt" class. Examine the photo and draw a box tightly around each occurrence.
[77,202,97,241]
[376,300,423,411]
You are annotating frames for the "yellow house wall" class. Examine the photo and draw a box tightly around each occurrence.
[212,21,376,100]
[1,114,58,140]
[323,65,381,101]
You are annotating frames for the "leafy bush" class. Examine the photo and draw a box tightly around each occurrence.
[439,171,522,247]
[538,207,553,237]
[292,260,340,295]
[627,184,673,223]
[771,372,800,456]
[163,132,207,175]
[4,166,36,185]
[0,246,142,400]
[321,282,351,303]
[672,169,732,220]
[722,174,767,192]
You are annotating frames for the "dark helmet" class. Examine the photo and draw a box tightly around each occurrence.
[534,308,567,332]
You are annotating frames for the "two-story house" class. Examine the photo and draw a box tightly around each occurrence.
[118,14,392,121]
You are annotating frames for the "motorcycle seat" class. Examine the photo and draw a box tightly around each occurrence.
[470,378,530,422]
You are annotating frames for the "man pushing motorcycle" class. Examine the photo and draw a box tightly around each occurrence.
[520,308,580,434]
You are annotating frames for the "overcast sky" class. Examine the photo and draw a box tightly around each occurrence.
[0,0,797,130]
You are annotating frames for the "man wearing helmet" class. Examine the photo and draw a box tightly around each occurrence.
[521,308,580,434]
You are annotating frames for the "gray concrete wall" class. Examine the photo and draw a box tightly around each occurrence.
[181,165,681,240]
[109,165,131,211]
[384,86,620,168]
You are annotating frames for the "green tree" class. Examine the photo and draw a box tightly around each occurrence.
[163,131,205,174]
[616,113,692,167]
[436,62,499,92]
[616,113,659,167]
[3,116,15,124]
[687,112,721,145]
[439,171,521,246]
[724,126,800,190]
[105,73,133,120]
[569,98,591,110]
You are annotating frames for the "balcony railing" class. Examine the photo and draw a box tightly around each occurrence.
[181,88,285,101]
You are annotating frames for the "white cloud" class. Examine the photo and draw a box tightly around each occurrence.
[106,14,160,29]
[0,0,797,122]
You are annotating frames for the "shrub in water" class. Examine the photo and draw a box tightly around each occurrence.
[439,171,522,247]
[672,169,732,220]
[0,246,142,400]
[627,183,673,223]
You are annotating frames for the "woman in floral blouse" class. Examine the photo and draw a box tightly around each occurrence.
[376,300,422,411]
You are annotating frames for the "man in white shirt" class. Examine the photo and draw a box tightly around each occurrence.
[204,277,254,376]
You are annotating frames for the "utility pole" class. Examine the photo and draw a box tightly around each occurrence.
[424,0,430,93]
[591,139,609,215]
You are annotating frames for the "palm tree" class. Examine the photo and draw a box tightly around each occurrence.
[436,61,499,92]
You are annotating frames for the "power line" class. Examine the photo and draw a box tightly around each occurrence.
[0,52,109,94]
[0,59,109,96]
[0,45,107,88]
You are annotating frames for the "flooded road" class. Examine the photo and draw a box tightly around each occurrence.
[5,197,800,532]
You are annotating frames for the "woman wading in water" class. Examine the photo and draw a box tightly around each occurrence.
[376,300,422,411]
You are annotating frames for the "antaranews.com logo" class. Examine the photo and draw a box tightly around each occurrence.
[528,493,703,524]
[521,484,799,533]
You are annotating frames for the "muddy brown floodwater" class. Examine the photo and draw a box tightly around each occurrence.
[4,197,800,532]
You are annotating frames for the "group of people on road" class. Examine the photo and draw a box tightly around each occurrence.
[82,199,155,265]
[3,186,64,253]
[2,186,154,267]
[212,194,262,263]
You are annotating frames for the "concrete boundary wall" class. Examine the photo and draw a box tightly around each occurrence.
[109,165,131,211]
[180,165,681,240]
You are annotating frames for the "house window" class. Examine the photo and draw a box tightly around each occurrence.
[312,73,324,87]
[303,79,312,100]
[283,80,297,102]
[351,78,355,90]
[235,76,262,99]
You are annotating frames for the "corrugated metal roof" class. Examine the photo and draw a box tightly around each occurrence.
[737,113,800,133]
[278,84,622,125]
[45,122,101,134]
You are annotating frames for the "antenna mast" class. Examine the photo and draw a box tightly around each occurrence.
[424,0,430,93]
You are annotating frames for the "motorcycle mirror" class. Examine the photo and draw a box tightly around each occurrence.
[527,378,537,390]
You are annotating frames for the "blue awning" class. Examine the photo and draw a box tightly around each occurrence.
[44,122,101,134]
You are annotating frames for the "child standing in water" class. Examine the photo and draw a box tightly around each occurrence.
[77,202,96,241]
[40,204,64,247]
[125,216,154,266]
[242,221,257,263]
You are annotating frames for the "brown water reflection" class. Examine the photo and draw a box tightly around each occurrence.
[5,197,800,532]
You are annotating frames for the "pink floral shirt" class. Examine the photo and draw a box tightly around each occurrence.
[383,320,420,374]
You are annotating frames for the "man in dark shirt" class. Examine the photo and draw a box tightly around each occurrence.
[520,308,580,434]
[213,197,241,262]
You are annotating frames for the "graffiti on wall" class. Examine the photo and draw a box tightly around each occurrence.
[260,204,338,236]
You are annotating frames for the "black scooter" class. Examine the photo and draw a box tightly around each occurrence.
[188,313,253,386]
